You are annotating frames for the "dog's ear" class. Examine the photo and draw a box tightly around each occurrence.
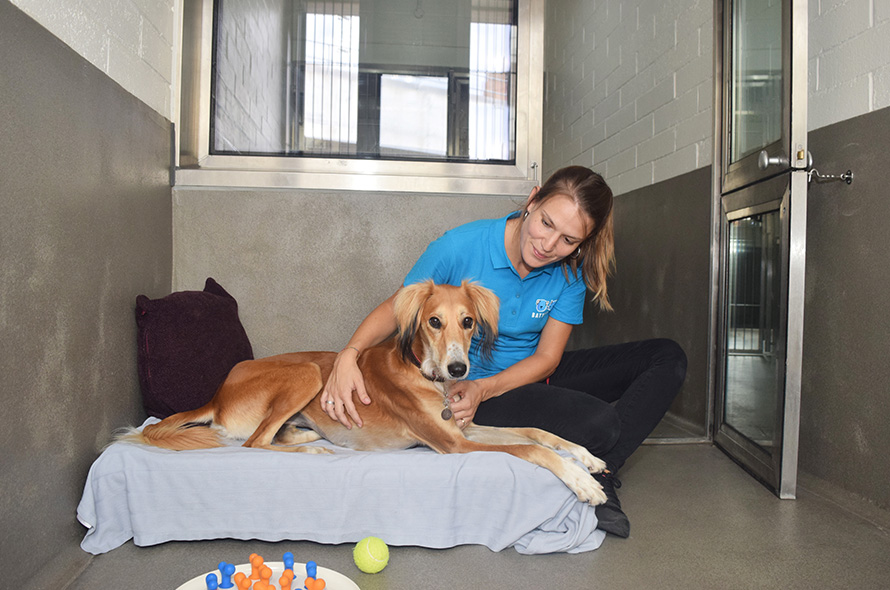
[462,280,499,360]
[393,280,434,361]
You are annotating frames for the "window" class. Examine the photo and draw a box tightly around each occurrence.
[178,0,543,194]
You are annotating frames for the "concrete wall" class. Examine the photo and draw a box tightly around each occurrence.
[570,167,713,436]
[172,188,520,357]
[0,2,173,587]
[800,106,890,510]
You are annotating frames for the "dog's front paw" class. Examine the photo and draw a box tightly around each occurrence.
[562,460,608,505]
[581,452,607,475]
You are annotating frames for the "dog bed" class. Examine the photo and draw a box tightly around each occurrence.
[79,279,604,555]
[77,418,605,555]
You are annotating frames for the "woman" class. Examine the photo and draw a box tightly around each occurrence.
[320,166,687,538]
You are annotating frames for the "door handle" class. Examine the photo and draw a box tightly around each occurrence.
[758,150,788,171]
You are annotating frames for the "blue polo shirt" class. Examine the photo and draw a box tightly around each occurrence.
[403,212,587,379]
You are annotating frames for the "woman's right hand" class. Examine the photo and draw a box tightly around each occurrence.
[320,347,371,429]
[319,289,401,429]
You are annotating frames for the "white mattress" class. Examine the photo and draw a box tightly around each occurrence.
[77,418,605,555]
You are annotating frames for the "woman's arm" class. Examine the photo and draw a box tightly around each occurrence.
[448,317,574,425]
[321,289,400,428]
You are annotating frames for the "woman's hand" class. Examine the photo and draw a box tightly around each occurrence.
[447,380,486,429]
[320,348,371,428]
[318,290,401,429]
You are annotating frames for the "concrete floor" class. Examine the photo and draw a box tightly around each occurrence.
[67,444,890,590]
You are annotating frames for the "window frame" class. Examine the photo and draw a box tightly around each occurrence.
[176,0,543,195]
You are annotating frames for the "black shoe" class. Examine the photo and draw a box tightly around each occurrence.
[593,470,630,538]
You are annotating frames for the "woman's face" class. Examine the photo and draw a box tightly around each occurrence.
[519,192,592,270]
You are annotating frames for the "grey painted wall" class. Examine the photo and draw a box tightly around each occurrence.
[172,188,521,357]
[569,167,713,436]
[800,106,890,510]
[0,2,173,587]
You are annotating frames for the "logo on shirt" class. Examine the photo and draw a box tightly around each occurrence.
[532,298,557,319]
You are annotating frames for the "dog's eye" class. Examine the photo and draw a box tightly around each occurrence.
[462,317,474,329]
[429,317,441,329]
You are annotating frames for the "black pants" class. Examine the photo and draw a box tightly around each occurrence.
[473,339,687,473]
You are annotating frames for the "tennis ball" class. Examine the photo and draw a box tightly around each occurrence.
[353,536,389,573]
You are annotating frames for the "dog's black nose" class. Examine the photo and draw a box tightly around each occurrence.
[447,362,467,378]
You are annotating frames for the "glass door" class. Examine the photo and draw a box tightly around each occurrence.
[713,0,808,498]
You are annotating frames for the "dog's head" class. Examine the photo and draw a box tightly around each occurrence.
[393,280,499,381]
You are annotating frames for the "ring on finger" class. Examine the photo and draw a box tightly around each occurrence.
[325,400,336,406]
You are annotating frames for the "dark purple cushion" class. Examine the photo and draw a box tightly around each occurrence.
[136,278,254,418]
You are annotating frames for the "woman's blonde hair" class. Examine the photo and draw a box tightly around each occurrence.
[523,166,616,311]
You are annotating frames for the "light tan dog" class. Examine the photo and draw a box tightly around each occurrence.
[122,280,607,505]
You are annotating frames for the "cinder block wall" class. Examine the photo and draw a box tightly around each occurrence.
[542,0,714,195]
[9,0,178,121]
[808,0,890,129]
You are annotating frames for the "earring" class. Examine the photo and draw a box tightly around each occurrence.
[523,210,529,219]
[570,247,582,259]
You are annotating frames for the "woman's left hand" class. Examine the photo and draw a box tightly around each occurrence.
[447,380,485,429]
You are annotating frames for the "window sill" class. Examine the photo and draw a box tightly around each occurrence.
[175,158,538,196]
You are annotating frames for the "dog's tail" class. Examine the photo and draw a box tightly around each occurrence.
[115,405,222,451]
